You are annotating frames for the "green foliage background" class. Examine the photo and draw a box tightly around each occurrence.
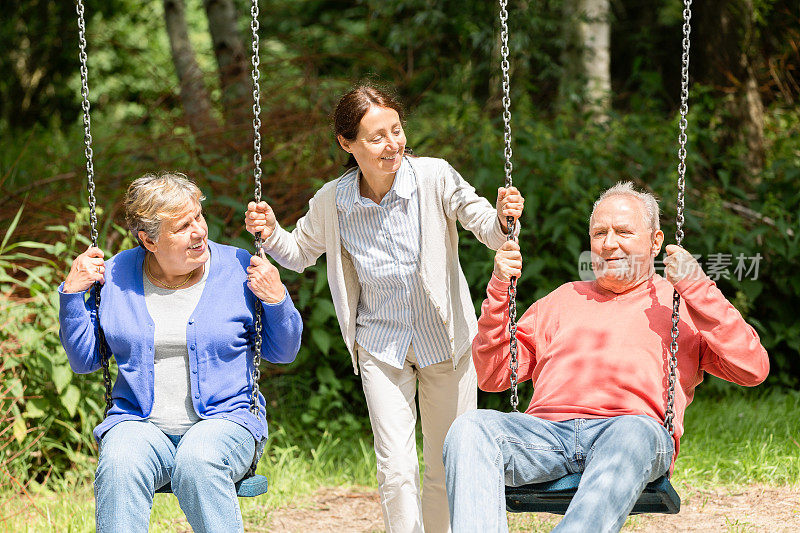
[1,0,798,490]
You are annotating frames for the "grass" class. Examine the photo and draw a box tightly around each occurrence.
[0,427,378,532]
[1,389,797,532]
[675,386,800,488]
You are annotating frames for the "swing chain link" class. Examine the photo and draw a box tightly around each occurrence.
[507,278,519,412]
[76,0,98,249]
[76,0,113,416]
[676,0,691,246]
[249,0,264,422]
[499,0,513,186]
[499,0,519,412]
[246,0,266,477]
[666,0,692,437]
[251,0,263,207]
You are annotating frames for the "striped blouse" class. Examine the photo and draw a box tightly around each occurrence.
[335,158,451,368]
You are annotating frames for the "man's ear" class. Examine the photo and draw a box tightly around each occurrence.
[652,229,665,256]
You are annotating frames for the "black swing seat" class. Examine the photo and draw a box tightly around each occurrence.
[506,473,680,515]
[155,473,268,498]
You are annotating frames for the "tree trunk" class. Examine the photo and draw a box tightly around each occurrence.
[162,0,218,138]
[487,25,505,116]
[695,0,765,177]
[202,0,251,130]
[560,0,610,121]
[739,0,766,174]
[742,63,766,173]
[579,0,610,119]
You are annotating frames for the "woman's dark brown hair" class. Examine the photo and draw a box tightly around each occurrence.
[333,85,405,169]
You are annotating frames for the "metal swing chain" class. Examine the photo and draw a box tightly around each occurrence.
[248,0,265,441]
[665,0,692,437]
[499,0,519,412]
[76,0,113,416]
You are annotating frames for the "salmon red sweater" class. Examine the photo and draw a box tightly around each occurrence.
[473,272,769,465]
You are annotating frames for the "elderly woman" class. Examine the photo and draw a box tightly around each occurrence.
[245,85,524,533]
[59,172,302,533]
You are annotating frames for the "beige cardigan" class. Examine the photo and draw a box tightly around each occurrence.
[262,156,514,374]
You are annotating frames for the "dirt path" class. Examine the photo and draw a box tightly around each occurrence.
[262,487,383,532]
[260,484,800,532]
[627,484,800,532]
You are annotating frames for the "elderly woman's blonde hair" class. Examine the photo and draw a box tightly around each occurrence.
[125,172,205,247]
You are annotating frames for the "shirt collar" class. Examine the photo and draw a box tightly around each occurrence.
[393,157,415,200]
[335,167,359,215]
[340,157,415,214]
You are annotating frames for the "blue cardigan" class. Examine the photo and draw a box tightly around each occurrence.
[59,240,302,443]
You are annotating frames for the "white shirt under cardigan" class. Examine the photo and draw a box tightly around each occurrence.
[262,156,517,374]
[336,158,451,368]
[143,250,210,434]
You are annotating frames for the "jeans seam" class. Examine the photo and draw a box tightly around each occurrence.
[652,417,675,456]
[218,432,249,533]
[498,436,562,452]
[222,431,255,475]
[495,437,564,453]
[494,447,504,529]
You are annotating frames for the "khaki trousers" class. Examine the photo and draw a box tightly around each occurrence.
[358,344,477,533]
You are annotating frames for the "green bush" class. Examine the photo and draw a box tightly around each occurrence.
[0,207,113,486]
[2,99,798,485]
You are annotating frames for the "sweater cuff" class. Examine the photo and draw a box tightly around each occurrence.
[673,271,714,299]
[59,283,90,319]
[487,272,512,296]
[494,217,522,242]
[260,286,293,317]
[260,223,282,251]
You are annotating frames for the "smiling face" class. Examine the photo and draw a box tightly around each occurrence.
[140,201,209,277]
[589,195,664,293]
[337,105,406,180]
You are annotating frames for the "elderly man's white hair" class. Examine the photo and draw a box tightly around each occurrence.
[589,181,661,233]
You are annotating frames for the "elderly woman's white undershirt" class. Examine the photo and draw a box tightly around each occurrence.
[143,252,210,435]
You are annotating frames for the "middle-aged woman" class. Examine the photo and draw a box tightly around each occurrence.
[245,85,524,532]
[59,172,302,533]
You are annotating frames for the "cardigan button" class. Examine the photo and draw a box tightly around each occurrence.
[190,345,195,350]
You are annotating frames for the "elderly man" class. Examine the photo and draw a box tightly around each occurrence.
[443,182,769,532]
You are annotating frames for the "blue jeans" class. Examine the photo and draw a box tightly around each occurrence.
[443,411,674,533]
[94,419,261,533]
